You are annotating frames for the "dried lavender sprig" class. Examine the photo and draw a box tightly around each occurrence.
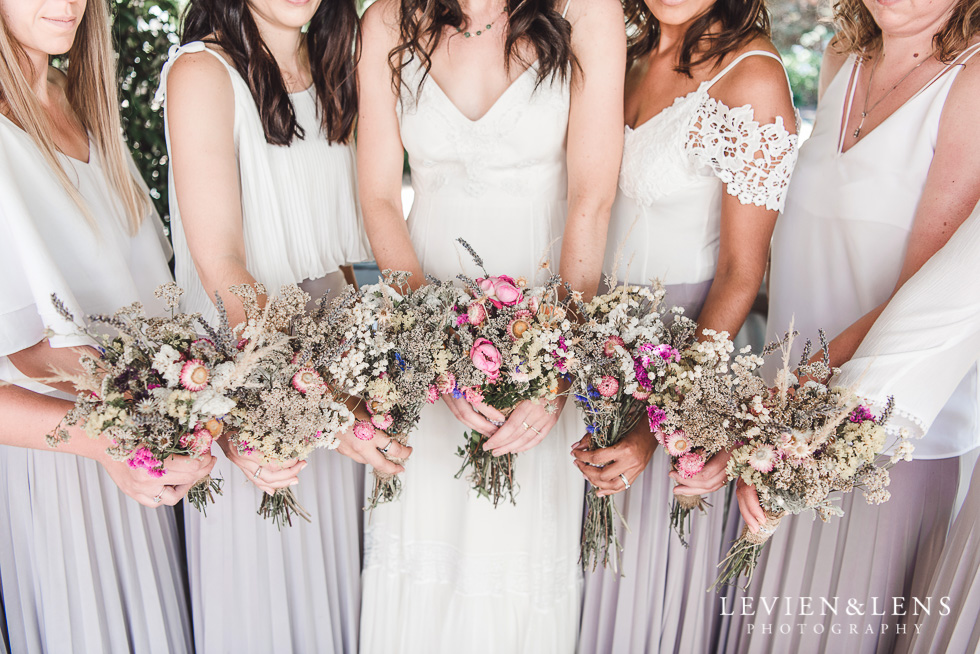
[50,293,75,323]
[455,237,487,275]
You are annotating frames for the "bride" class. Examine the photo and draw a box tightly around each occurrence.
[356,0,625,650]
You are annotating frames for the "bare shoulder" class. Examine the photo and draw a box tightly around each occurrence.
[710,37,796,121]
[361,0,401,46]
[563,0,624,28]
[165,45,234,113]
[941,38,980,128]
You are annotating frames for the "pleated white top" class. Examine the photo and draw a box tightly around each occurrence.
[604,51,798,287]
[766,44,980,459]
[157,42,370,323]
[836,201,980,441]
[0,114,172,373]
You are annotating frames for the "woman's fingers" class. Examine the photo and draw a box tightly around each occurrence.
[444,396,499,436]
[482,404,532,451]
[571,444,615,467]
[378,439,412,460]
[365,447,404,476]
[574,459,608,488]
[736,479,764,532]
[471,401,507,424]
[494,416,555,455]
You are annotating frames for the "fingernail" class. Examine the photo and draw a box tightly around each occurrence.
[300,462,308,470]
[289,480,299,487]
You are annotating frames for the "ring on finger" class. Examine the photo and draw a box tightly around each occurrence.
[379,439,393,455]
[253,466,263,480]
[152,490,165,503]
[619,473,631,491]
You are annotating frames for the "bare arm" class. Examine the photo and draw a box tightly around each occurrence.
[357,0,425,288]
[559,0,626,299]
[166,50,259,326]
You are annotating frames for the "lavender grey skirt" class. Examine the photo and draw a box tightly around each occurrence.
[718,457,958,654]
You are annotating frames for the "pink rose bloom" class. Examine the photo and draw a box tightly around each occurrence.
[676,452,705,479]
[665,430,691,457]
[597,376,619,397]
[436,373,457,394]
[353,421,375,441]
[371,413,394,431]
[426,386,439,404]
[470,338,502,381]
[467,302,488,325]
[478,275,524,308]
[463,387,485,404]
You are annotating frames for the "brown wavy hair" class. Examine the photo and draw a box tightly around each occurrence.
[624,0,771,75]
[182,0,358,145]
[832,0,979,62]
[389,0,575,94]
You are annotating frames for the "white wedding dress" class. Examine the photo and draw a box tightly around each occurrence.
[359,48,585,654]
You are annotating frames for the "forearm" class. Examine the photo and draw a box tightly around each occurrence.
[6,341,97,396]
[696,269,764,341]
[362,198,425,288]
[195,254,261,328]
[559,199,613,300]
[0,386,106,461]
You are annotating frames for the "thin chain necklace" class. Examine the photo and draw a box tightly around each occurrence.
[456,7,507,38]
[851,49,933,139]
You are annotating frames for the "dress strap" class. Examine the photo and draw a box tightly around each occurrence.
[562,0,572,18]
[704,50,785,89]
[916,41,980,92]
[153,41,237,107]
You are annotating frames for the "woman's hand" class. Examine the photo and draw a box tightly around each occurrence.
[99,451,216,508]
[670,449,733,496]
[482,395,567,456]
[571,423,657,497]
[442,394,506,438]
[334,416,412,475]
[219,437,306,496]
[736,478,767,533]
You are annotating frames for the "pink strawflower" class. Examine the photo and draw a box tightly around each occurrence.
[467,302,488,325]
[506,310,533,341]
[353,421,375,441]
[463,387,485,404]
[597,376,619,397]
[179,359,210,391]
[179,426,213,457]
[291,367,324,394]
[603,336,625,357]
[426,386,439,404]
[676,452,705,479]
[647,405,667,431]
[632,389,651,401]
[654,430,666,446]
[436,373,456,395]
[748,445,777,473]
[665,430,691,457]
[371,413,394,431]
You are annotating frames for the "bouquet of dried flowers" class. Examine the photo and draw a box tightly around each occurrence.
[46,283,257,512]
[446,240,576,507]
[223,283,356,528]
[325,271,460,508]
[714,330,913,589]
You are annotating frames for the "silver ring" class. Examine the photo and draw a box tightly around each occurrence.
[152,491,164,503]
[253,466,263,480]
[379,439,393,454]
[619,473,631,490]
[522,421,531,431]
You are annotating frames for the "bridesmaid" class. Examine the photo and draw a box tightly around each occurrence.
[572,0,797,651]
[357,0,625,650]
[158,1,404,652]
[725,0,980,649]
[0,0,215,651]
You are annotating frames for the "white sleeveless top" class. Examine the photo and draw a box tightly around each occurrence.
[157,43,369,324]
[604,51,798,288]
[767,44,980,459]
[0,113,172,383]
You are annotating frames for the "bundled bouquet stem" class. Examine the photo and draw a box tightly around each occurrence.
[448,239,576,507]
[45,283,264,513]
[713,329,913,590]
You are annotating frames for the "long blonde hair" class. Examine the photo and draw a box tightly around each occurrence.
[0,0,149,234]
[833,0,980,62]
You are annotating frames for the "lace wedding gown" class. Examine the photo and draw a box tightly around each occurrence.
[359,55,585,653]
[582,51,798,654]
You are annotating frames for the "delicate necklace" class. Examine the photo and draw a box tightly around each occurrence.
[851,49,932,139]
[456,8,507,38]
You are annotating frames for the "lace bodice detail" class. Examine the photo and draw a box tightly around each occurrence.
[620,79,798,212]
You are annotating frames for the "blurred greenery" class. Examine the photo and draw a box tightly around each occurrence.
[112,0,181,224]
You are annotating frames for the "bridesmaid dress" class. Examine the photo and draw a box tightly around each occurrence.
[359,7,585,653]
[721,43,980,654]
[832,201,980,653]
[0,113,191,651]
[580,51,798,654]
[158,43,370,654]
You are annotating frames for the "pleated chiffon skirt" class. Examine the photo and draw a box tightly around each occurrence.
[0,445,192,654]
[900,456,980,653]
[719,457,958,654]
[185,446,365,654]
[578,452,734,653]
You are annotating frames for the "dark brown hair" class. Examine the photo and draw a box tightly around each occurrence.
[833,0,979,62]
[182,0,358,145]
[390,0,575,94]
[624,0,771,76]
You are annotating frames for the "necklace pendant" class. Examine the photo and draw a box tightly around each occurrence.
[853,127,861,139]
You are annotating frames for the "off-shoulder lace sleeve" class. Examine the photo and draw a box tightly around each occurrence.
[687,96,799,212]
